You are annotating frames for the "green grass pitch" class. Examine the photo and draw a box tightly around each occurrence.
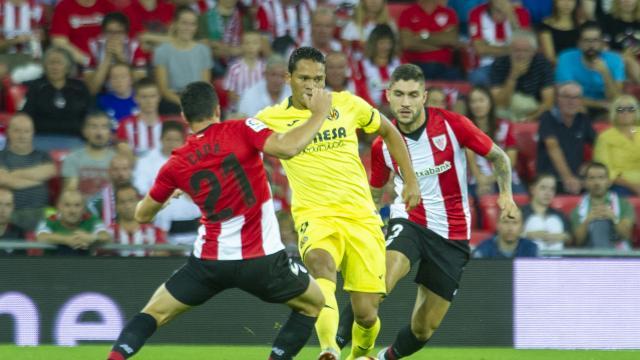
[1,345,638,360]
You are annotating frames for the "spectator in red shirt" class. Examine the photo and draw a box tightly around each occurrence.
[468,0,531,85]
[50,0,116,66]
[340,0,395,58]
[124,0,174,44]
[397,0,462,80]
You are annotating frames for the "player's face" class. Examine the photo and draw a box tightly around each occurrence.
[83,116,111,148]
[59,192,84,225]
[497,211,523,244]
[0,190,14,224]
[531,176,556,207]
[116,188,139,221]
[585,167,610,197]
[288,59,325,107]
[386,79,427,125]
[135,86,161,114]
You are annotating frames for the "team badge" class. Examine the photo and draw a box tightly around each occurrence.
[432,134,447,151]
[435,14,449,27]
[326,108,339,121]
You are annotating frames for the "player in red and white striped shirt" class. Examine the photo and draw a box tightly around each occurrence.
[336,64,518,360]
[108,81,333,360]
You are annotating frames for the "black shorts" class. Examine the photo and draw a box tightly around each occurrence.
[165,250,311,306]
[386,218,470,301]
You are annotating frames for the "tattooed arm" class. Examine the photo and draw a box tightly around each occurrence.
[485,143,518,219]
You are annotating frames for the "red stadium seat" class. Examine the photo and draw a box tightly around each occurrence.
[478,194,529,232]
[511,122,539,183]
[469,229,493,248]
[1,76,27,114]
[387,3,410,20]
[549,195,581,218]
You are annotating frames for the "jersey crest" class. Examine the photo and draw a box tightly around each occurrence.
[432,134,447,151]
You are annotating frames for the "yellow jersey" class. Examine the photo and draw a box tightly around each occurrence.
[256,91,382,224]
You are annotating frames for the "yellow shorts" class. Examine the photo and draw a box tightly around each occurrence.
[297,217,386,294]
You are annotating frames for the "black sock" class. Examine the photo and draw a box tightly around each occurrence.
[270,311,316,360]
[388,325,429,359]
[110,313,157,359]
[335,302,354,349]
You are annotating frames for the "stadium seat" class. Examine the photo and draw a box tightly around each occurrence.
[478,193,529,232]
[549,195,581,218]
[511,122,539,183]
[469,229,493,249]
[1,77,27,114]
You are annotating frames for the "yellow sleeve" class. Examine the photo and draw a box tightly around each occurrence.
[347,92,382,134]
[593,131,619,180]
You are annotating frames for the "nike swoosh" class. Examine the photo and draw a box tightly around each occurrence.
[357,345,372,350]
[324,304,335,310]
[287,120,300,127]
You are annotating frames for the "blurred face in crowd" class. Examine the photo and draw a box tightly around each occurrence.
[217,0,239,9]
[375,36,394,58]
[426,89,446,108]
[311,11,335,47]
[44,51,69,82]
[489,0,511,23]
[7,114,34,152]
[510,36,536,64]
[531,175,556,208]
[612,96,638,127]
[174,10,198,41]
[585,166,610,198]
[556,83,583,118]
[288,59,325,108]
[0,189,14,225]
[116,187,139,222]
[161,129,185,155]
[386,79,427,128]
[135,85,161,114]
[325,53,348,90]
[579,28,604,60]
[103,19,127,44]
[58,190,85,226]
[241,32,262,59]
[363,0,385,14]
[109,156,133,186]
[556,0,577,16]
[83,115,111,148]
[468,89,491,119]
[109,65,132,97]
[265,63,287,95]
[497,209,523,245]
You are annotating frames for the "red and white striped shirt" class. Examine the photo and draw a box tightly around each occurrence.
[149,118,284,260]
[0,0,43,53]
[370,108,493,240]
[116,115,163,156]
[357,57,401,107]
[223,58,266,95]
[109,222,167,257]
[256,0,316,46]
[87,36,149,69]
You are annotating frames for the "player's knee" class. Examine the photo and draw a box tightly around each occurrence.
[303,252,336,279]
[411,319,440,341]
[353,305,379,328]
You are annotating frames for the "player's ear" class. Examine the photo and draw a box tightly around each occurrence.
[286,72,291,85]
[385,88,391,103]
[214,105,221,121]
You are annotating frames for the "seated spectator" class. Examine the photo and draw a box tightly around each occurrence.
[397,0,462,80]
[594,94,640,196]
[469,0,532,85]
[537,82,596,194]
[301,5,342,55]
[341,0,394,57]
[521,173,572,251]
[96,63,138,124]
[473,208,539,258]
[597,0,640,83]
[555,21,624,118]
[324,51,357,94]
[88,154,134,226]
[426,87,447,108]
[133,121,200,248]
[223,31,265,111]
[22,47,91,151]
[196,0,252,62]
[538,0,584,66]
[256,0,315,47]
[0,113,56,231]
[490,30,555,122]
[85,12,148,95]
[153,6,213,107]
[0,187,27,255]
[116,77,164,156]
[109,183,168,257]
[124,0,175,49]
[62,112,116,199]
[236,54,290,117]
[465,86,525,196]
[571,162,636,249]
[36,188,111,255]
[0,0,45,77]
[49,0,116,66]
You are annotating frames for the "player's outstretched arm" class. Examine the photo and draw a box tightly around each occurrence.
[485,143,518,219]
[262,88,332,159]
[135,194,165,223]
[376,115,421,210]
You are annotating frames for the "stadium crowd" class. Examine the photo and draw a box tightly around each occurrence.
[0,0,639,258]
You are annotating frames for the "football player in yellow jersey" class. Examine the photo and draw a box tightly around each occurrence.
[255,47,421,360]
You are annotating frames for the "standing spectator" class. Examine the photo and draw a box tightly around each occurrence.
[50,0,116,66]
[594,94,640,196]
[236,54,290,117]
[96,63,138,124]
[22,47,91,151]
[116,77,165,156]
[109,183,168,257]
[124,0,175,46]
[62,112,116,199]
[538,0,584,66]
[598,0,640,83]
[340,0,394,57]
[153,6,213,107]
[223,31,265,110]
[397,0,461,80]
[555,21,624,117]
[197,0,254,61]
[256,0,316,47]
[301,6,342,55]
[0,187,27,255]
[468,0,532,85]
[133,120,200,249]
[537,82,596,194]
[36,188,111,255]
[465,86,524,196]
[521,173,572,251]
[0,0,45,76]
[0,113,55,231]
[448,0,484,34]
[87,154,134,227]
[490,30,555,122]
[473,208,539,258]
[571,162,636,249]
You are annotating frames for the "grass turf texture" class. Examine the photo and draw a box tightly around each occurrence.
[1,346,638,359]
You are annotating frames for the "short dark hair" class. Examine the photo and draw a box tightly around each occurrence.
[389,64,425,86]
[161,120,186,138]
[102,12,129,33]
[83,111,110,127]
[288,47,325,74]
[579,20,602,38]
[531,173,557,187]
[180,81,218,123]
[173,5,197,22]
[134,77,158,93]
[584,161,609,177]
